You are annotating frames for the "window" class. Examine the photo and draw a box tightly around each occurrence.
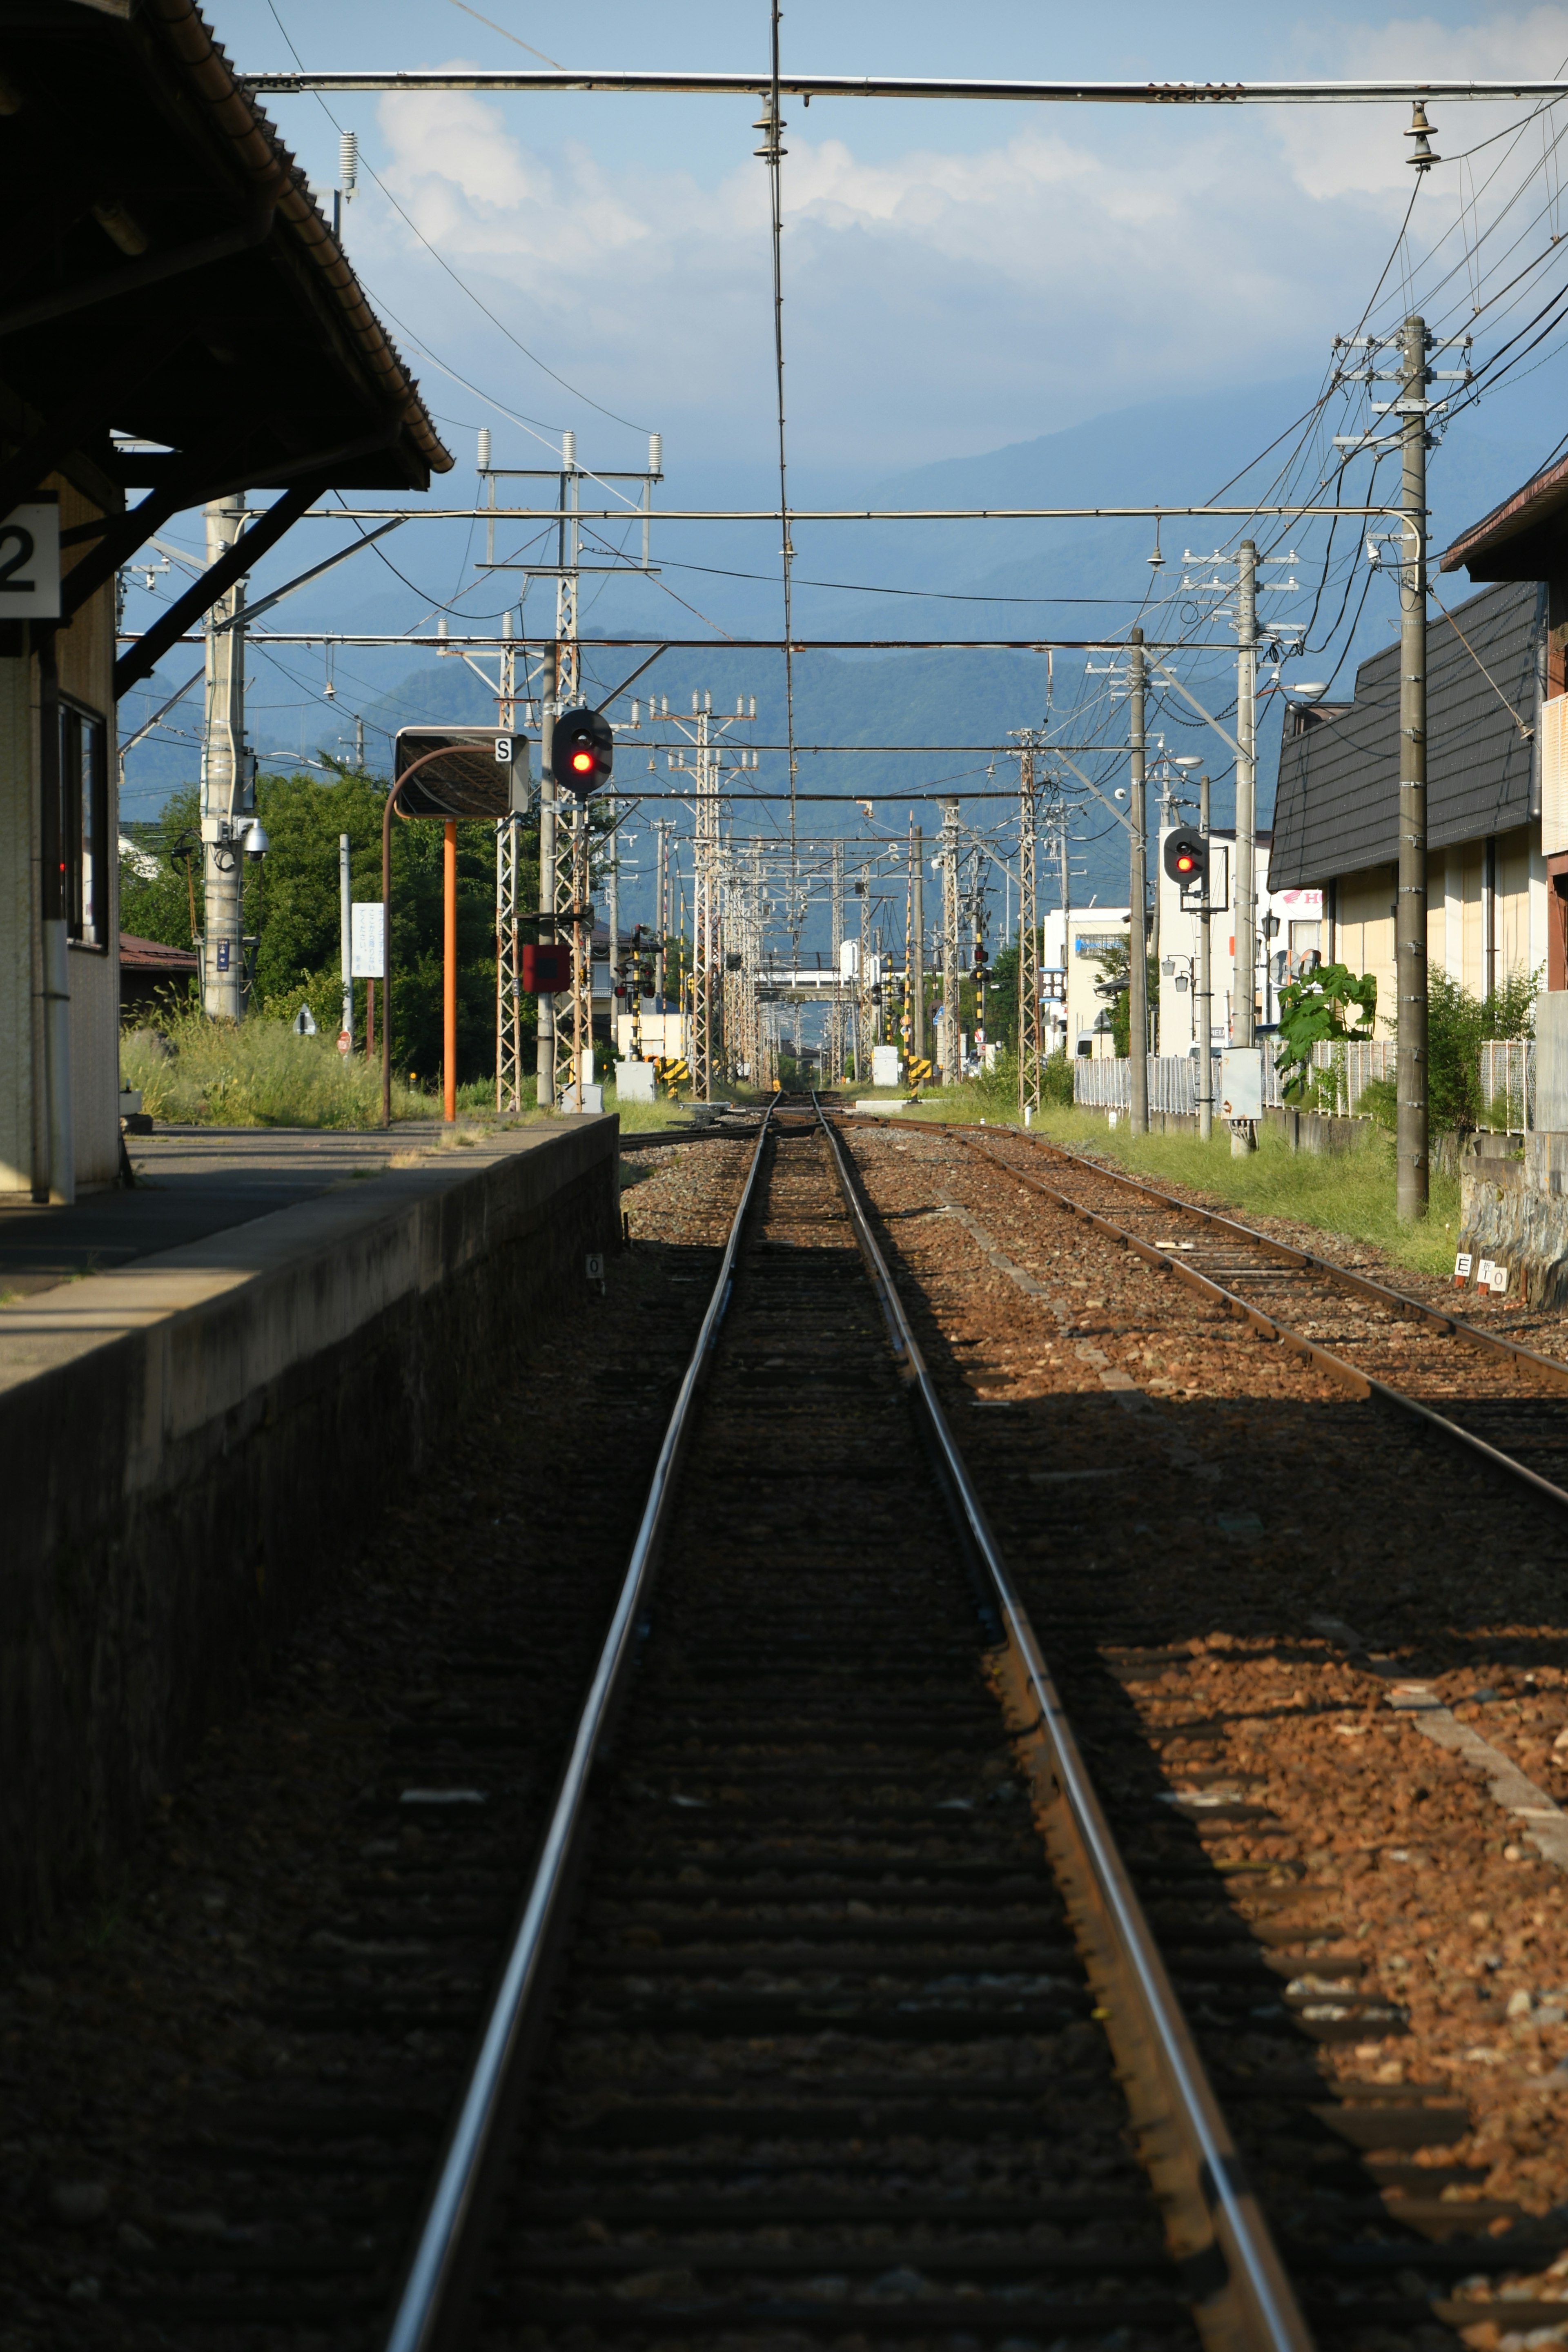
[57,699,107,949]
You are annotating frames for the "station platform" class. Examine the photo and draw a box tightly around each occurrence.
[0,1122,536,1299]
[2,1114,620,1942]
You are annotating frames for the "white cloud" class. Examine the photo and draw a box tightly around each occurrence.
[362,24,1568,468]
[1274,7,1568,199]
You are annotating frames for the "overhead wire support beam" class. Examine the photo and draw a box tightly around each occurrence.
[243,68,1568,103]
[294,503,1421,523]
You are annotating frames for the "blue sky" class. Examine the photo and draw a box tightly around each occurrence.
[210,2,1568,477]
[123,2,1568,895]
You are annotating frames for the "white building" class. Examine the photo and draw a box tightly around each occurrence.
[1154,825,1322,1056]
[1032,905,1133,1060]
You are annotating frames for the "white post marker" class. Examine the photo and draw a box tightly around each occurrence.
[351,901,385,979]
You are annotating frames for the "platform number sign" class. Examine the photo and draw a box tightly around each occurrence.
[0,502,60,618]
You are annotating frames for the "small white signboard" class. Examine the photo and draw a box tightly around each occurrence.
[1220,1045,1262,1122]
[351,901,385,979]
[0,501,60,619]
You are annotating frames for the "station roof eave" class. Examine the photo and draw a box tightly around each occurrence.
[1440,452,1568,583]
[0,0,451,505]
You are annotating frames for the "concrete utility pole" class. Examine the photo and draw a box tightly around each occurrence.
[831,837,845,1077]
[1017,745,1041,1123]
[339,832,352,1046]
[1127,629,1149,1134]
[940,797,961,1085]
[1059,822,1071,1056]
[1213,771,1222,1138]
[201,492,250,1019]
[1397,313,1430,1221]
[1233,539,1258,1060]
[535,652,558,1110]
[909,823,926,1057]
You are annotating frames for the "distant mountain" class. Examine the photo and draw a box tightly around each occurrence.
[122,364,1567,935]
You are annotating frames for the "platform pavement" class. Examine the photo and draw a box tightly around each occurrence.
[0,1120,555,1300]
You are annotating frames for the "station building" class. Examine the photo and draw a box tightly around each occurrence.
[0,0,447,1201]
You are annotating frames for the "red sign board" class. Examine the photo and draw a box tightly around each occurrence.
[521,943,570,993]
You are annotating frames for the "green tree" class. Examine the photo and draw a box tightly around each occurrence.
[1274,962,1377,1099]
[119,784,202,958]
[120,766,543,1085]
[1090,935,1153,1058]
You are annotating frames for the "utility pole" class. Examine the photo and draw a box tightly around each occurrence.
[1017,744,1041,1123]
[495,610,527,1113]
[909,823,926,1060]
[831,837,845,1080]
[940,798,961,1086]
[1213,771,1222,1138]
[857,869,873,1080]
[339,832,352,1047]
[1232,539,1259,1153]
[201,492,250,1019]
[1397,314,1430,1220]
[535,647,558,1110]
[1059,821,1071,1058]
[1127,629,1149,1135]
[552,436,582,1112]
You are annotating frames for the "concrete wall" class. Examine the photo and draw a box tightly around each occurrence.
[0,1118,618,1942]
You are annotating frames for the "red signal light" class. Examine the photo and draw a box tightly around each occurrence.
[571,748,594,772]
[1174,850,1196,875]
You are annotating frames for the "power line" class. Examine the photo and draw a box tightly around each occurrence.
[262,0,650,436]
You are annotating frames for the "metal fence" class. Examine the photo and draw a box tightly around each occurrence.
[1073,1055,1223,1114]
[1479,1039,1533,1131]
[1073,1035,1532,1127]
[1073,1040,1392,1116]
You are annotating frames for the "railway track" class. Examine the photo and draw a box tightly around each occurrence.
[921,1120,1568,1511]
[384,1096,1305,2352]
[91,1102,1568,2351]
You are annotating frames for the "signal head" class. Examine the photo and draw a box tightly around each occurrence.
[553,705,615,797]
[1162,827,1207,893]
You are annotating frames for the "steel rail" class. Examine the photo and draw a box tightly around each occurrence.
[949,1124,1568,1513]
[382,1106,774,2352]
[245,67,1568,104]
[991,1129,1568,1392]
[812,1097,1313,2352]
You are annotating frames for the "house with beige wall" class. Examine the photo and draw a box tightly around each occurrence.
[1269,579,1546,1028]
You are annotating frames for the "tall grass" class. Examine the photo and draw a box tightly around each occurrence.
[123,1011,712,1133]
[123,1008,429,1128]
[1027,1107,1461,1278]
[854,1066,1459,1277]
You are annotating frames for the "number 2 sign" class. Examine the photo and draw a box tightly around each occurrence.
[0,502,60,618]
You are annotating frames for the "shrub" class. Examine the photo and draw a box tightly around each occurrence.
[122,1004,428,1128]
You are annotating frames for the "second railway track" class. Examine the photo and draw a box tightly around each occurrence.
[942,1122,1568,1509]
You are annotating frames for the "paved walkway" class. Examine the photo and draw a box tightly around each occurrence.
[0,1123,514,1299]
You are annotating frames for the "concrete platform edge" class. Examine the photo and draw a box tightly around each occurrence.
[1,1117,619,1943]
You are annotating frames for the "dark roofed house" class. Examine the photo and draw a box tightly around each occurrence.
[1270,577,1544,1035]
[119,931,198,1016]
[0,0,450,1203]
[1442,457,1568,996]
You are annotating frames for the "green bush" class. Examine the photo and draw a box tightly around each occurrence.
[122,1004,428,1128]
